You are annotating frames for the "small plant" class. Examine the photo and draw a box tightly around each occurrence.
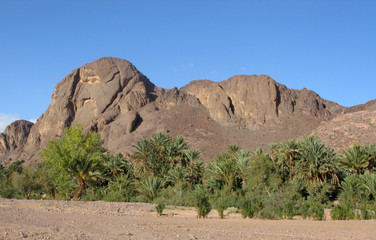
[194,185,211,218]
[226,207,239,214]
[156,201,166,216]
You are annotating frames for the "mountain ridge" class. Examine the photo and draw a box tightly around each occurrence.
[0,57,374,164]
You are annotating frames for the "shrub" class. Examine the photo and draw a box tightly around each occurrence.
[194,185,211,218]
[102,174,135,202]
[213,197,226,219]
[282,201,295,219]
[240,200,254,219]
[161,186,196,206]
[310,202,325,221]
[359,204,374,220]
[300,201,310,219]
[331,204,355,220]
[156,201,166,216]
[226,207,239,214]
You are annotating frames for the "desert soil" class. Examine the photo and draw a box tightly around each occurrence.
[0,198,375,240]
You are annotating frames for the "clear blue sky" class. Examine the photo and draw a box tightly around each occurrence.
[1,0,375,131]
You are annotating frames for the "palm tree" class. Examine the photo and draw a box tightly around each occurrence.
[41,125,107,199]
[172,135,188,166]
[269,143,278,170]
[165,166,190,187]
[184,148,202,185]
[235,149,251,187]
[103,153,128,177]
[273,139,301,181]
[70,155,107,199]
[227,145,240,158]
[207,153,238,192]
[340,144,369,177]
[150,132,170,158]
[252,147,263,156]
[131,139,151,176]
[363,143,376,172]
[138,176,163,201]
[296,136,339,185]
[361,173,376,199]
[165,136,188,167]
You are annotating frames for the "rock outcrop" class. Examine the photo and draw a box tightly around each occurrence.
[181,74,344,129]
[0,57,363,165]
[0,120,33,159]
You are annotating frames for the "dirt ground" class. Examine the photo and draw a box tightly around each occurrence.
[0,198,375,240]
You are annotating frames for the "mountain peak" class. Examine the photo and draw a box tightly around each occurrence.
[0,57,370,164]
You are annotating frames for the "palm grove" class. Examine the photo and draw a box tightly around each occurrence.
[1,125,375,220]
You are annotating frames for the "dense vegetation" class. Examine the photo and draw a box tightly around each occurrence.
[1,125,375,220]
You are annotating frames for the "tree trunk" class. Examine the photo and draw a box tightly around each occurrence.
[73,176,86,200]
[190,162,194,185]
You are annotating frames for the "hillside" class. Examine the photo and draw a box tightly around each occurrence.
[0,57,373,164]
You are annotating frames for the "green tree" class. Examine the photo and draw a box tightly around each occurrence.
[41,125,107,200]
[103,153,132,177]
[184,148,202,185]
[138,176,163,201]
[361,173,376,199]
[131,133,190,178]
[275,139,301,181]
[207,153,238,192]
[340,144,369,177]
[11,164,41,199]
[364,144,376,172]
[165,166,190,188]
[235,149,251,187]
[296,136,339,185]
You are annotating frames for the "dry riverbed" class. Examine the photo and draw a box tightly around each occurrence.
[0,198,375,240]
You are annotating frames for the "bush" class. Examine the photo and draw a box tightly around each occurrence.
[300,201,310,219]
[0,178,15,198]
[282,201,295,219]
[161,186,196,206]
[331,204,355,220]
[310,202,325,221]
[240,200,254,219]
[213,197,226,219]
[102,174,135,202]
[359,203,375,220]
[156,201,166,216]
[259,205,279,220]
[194,185,211,218]
[80,187,104,201]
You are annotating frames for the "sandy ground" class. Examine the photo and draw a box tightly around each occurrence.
[0,198,375,240]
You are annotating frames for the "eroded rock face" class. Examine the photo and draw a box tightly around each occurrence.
[0,120,33,160]
[181,75,344,129]
[0,57,355,164]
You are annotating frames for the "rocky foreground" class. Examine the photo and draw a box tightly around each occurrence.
[0,198,375,240]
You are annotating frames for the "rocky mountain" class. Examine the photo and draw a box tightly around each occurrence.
[311,109,376,150]
[0,57,373,165]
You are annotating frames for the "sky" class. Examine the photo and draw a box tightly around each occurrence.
[0,0,375,132]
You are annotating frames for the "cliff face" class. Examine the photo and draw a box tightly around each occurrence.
[180,74,344,129]
[0,57,352,164]
[0,120,34,158]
